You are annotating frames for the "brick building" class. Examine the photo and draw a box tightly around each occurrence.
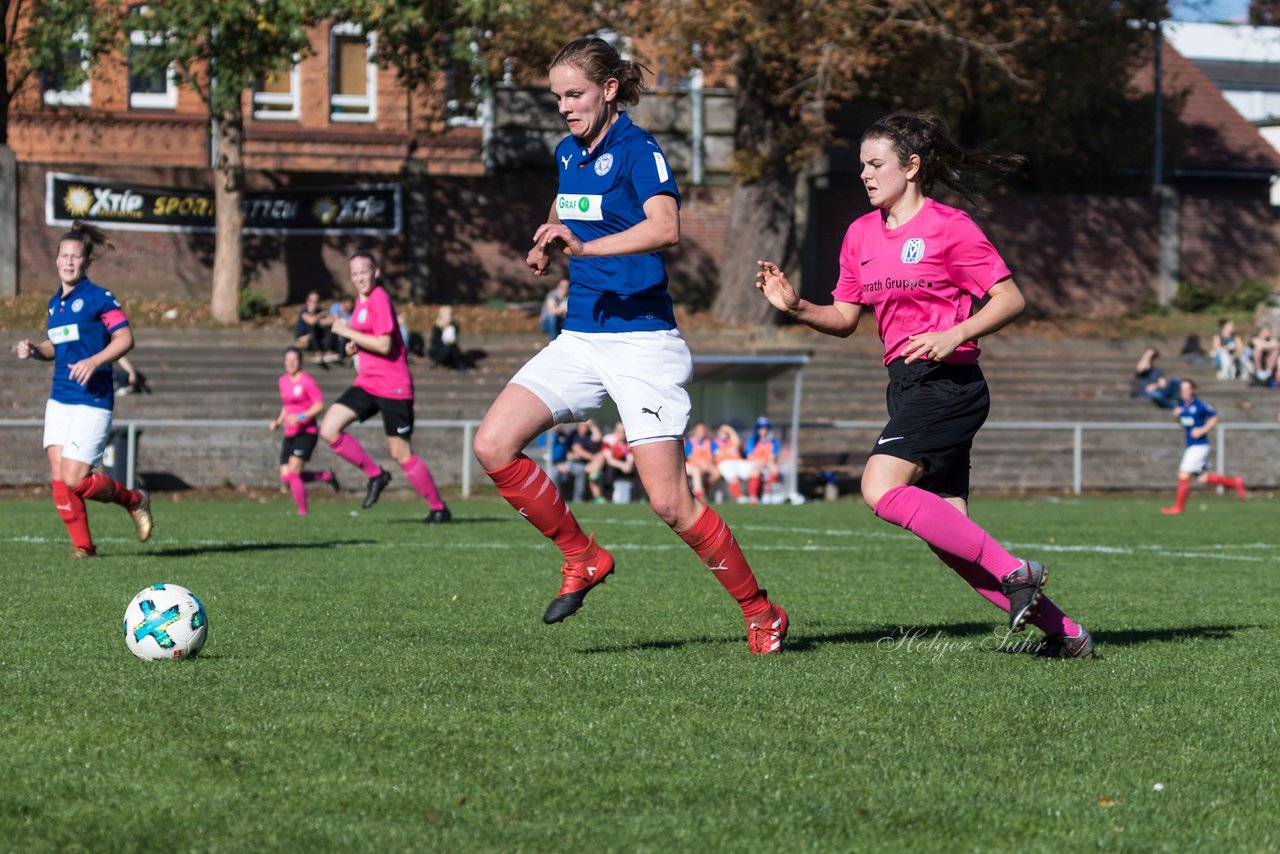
[4,17,1278,317]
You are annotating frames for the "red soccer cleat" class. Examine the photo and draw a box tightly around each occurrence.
[543,534,615,624]
[746,602,789,655]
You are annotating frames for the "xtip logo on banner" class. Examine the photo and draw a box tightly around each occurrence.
[63,184,145,220]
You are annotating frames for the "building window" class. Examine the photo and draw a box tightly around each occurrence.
[42,31,92,107]
[253,63,300,121]
[128,7,177,110]
[444,39,485,128]
[330,22,375,122]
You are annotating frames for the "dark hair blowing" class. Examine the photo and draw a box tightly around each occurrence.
[550,37,648,107]
[862,111,1024,209]
[59,219,115,263]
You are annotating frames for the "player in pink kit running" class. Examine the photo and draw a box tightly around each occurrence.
[755,111,1093,658]
[270,346,338,515]
[319,253,451,523]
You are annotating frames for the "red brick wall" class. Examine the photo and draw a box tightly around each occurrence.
[1178,181,1280,288]
[811,183,1278,317]
[15,160,1277,315]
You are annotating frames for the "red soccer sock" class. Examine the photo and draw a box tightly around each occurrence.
[1204,473,1245,499]
[53,481,94,551]
[1169,478,1191,512]
[677,505,768,617]
[486,454,589,557]
[747,475,761,500]
[401,455,445,511]
[327,433,383,479]
[874,485,1022,580]
[71,472,138,509]
[281,471,308,515]
[727,480,742,500]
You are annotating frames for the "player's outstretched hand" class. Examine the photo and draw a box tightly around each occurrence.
[755,260,799,315]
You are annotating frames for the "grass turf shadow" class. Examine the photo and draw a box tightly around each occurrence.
[141,539,379,558]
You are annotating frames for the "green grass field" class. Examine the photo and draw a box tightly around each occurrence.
[2,490,1278,851]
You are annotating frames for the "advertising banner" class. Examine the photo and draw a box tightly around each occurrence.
[46,172,401,235]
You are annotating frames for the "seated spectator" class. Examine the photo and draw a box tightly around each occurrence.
[1211,319,1248,380]
[546,424,574,497]
[320,296,354,363]
[599,422,637,503]
[565,420,605,503]
[684,421,720,501]
[293,291,333,361]
[1249,323,1279,384]
[112,355,151,397]
[539,277,570,340]
[428,306,469,370]
[1131,347,1179,409]
[745,416,781,502]
[714,423,758,504]
[1180,333,1207,365]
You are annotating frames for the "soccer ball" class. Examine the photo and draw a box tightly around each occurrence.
[123,583,208,660]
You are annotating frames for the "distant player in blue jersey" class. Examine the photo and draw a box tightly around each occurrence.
[14,221,153,557]
[1160,378,1247,514]
[472,36,787,654]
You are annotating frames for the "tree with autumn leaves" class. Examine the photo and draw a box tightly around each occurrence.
[122,2,315,325]
[2,0,120,146]
[11,0,1171,325]
[354,0,1168,324]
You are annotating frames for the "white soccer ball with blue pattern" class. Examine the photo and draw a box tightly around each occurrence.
[123,583,208,660]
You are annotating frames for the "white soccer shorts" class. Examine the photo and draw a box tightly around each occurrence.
[43,399,113,465]
[510,329,693,446]
[1178,443,1211,475]
[717,458,758,482]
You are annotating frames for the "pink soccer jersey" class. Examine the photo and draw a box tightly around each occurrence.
[832,198,1011,366]
[349,285,413,400]
[278,371,322,437]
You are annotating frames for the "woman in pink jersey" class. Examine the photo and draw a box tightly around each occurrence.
[270,346,337,515]
[318,252,451,523]
[755,110,1093,659]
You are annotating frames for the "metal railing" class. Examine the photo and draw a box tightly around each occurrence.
[821,420,1280,494]
[3,417,1278,496]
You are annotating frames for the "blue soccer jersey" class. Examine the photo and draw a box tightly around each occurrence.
[46,277,129,410]
[552,113,680,333]
[1176,397,1215,447]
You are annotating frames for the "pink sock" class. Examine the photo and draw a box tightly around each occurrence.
[401,455,444,511]
[328,433,382,478]
[928,546,1081,637]
[874,485,1022,580]
[300,471,331,484]
[281,471,308,515]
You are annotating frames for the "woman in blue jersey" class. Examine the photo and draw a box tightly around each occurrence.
[473,36,788,654]
[1159,379,1247,514]
[15,221,153,557]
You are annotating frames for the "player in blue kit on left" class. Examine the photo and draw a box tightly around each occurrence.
[473,36,787,654]
[14,221,153,557]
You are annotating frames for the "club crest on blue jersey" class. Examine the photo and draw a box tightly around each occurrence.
[594,153,614,176]
[71,299,84,312]
[901,238,926,264]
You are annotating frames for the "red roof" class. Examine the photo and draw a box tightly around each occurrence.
[1134,38,1280,173]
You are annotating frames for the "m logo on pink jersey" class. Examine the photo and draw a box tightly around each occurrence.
[901,238,926,264]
